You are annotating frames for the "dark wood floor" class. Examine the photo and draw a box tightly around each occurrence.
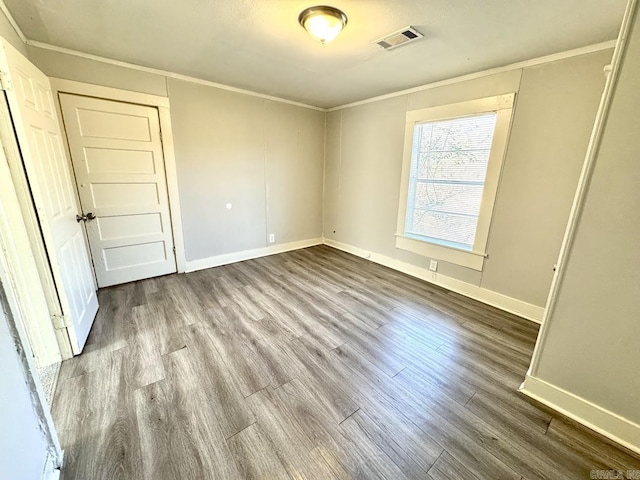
[52,245,640,479]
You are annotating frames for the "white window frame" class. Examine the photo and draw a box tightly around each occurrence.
[395,93,515,271]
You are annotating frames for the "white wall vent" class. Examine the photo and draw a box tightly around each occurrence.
[373,26,423,50]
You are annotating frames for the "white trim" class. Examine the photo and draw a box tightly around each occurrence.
[323,238,544,323]
[185,238,323,273]
[395,236,485,271]
[28,40,325,112]
[329,40,616,111]
[43,468,61,480]
[42,452,62,480]
[0,8,616,113]
[0,131,62,366]
[0,0,26,43]
[157,106,187,273]
[395,94,515,271]
[0,92,70,361]
[182,234,543,322]
[405,94,515,123]
[10,35,615,114]
[50,77,170,107]
[520,375,640,456]
[0,39,86,355]
[527,0,638,377]
[49,78,188,274]
[0,259,63,468]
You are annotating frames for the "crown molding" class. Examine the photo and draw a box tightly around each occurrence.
[0,0,325,111]
[327,40,617,111]
[0,0,617,113]
[25,40,326,111]
[0,0,26,43]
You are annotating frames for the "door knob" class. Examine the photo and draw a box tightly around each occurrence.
[86,212,96,221]
[76,214,87,222]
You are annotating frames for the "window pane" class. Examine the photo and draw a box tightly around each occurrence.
[409,211,479,246]
[406,112,497,249]
[417,150,490,182]
[413,182,484,217]
[418,114,497,151]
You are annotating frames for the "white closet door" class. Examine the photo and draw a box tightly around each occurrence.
[60,94,176,287]
[0,40,98,352]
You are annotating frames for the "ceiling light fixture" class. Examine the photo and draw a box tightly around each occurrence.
[298,5,348,44]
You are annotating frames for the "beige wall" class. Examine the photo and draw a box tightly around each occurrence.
[0,285,50,480]
[534,7,640,425]
[324,50,612,307]
[27,45,325,263]
[19,42,612,308]
[167,79,324,260]
[0,9,26,56]
[27,46,168,96]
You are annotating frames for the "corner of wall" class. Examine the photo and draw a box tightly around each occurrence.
[322,238,545,323]
[321,108,328,238]
[520,374,640,456]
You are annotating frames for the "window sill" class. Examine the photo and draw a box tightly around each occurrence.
[395,234,486,271]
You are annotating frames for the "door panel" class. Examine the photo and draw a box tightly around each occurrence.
[60,94,176,287]
[58,229,98,344]
[0,40,98,353]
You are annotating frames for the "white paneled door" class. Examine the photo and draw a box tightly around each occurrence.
[0,40,98,352]
[60,94,177,288]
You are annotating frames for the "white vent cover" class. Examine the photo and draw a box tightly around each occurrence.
[374,26,423,50]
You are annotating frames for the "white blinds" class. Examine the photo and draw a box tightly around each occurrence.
[405,112,498,249]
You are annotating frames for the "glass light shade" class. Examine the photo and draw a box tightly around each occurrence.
[298,6,347,44]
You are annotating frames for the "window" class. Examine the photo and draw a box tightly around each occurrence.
[396,94,515,270]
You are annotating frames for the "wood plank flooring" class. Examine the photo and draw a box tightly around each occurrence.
[52,245,640,479]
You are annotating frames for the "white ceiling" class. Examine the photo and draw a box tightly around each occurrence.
[5,0,626,108]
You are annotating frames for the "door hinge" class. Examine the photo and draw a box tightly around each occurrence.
[172,246,176,256]
[51,313,72,330]
[159,130,163,142]
[0,71,13,91]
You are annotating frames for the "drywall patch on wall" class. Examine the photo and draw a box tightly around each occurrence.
[35,361,60,406]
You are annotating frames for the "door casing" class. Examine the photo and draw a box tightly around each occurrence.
[50,78,187,276]
[0,64,185,360]
[0,39,98,357]
[0,92,73,360]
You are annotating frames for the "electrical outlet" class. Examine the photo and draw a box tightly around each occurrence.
[429,259,438,272]
[269,233,275,243]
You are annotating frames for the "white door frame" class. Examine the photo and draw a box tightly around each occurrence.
[0,39,97,358]
[0,257,64,474]
[0,95,72,361]
[50,78,187,274]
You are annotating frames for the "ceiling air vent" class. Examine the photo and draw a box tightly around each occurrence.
[374,26,423,50]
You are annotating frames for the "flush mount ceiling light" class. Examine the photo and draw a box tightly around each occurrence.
[298,5,348,44]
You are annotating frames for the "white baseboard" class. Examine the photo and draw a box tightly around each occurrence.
[184,235,544,323]
[323,238,545,323]
[520,375,640,456]
[180,238,640,455]
[185,238,323,273]
[42,450,62,480]
[43,469,60,480]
